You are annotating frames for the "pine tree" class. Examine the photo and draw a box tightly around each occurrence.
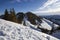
[9,8,17,23]
[4,9,9,20]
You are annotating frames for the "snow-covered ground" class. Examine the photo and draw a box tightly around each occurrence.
[0,19,59,40]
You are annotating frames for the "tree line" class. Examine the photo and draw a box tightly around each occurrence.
[3,8,43,24]
[4,8,18,23]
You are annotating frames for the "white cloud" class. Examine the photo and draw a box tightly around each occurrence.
[33,0,60,15]
[38,0,58,10]
[34,8,60,13]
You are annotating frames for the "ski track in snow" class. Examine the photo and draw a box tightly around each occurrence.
[0,19,59,40]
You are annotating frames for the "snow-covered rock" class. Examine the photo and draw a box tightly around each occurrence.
[0,19,59,40]
[40,18,59,30]
[40,18,52,30]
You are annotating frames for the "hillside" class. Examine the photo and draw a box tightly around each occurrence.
[0,19,59,40]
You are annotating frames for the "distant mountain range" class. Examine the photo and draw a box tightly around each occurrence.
[43,15,60,25]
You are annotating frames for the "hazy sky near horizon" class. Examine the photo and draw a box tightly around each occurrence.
[0,0,60,15]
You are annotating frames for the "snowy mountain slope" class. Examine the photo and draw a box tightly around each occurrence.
[2,12,58,33]
[24,17,59,31]
[23,17,60,36]
[0,19,59,40]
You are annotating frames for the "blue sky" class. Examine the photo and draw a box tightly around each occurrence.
[0,0,60,15]
[0,0,47,14]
